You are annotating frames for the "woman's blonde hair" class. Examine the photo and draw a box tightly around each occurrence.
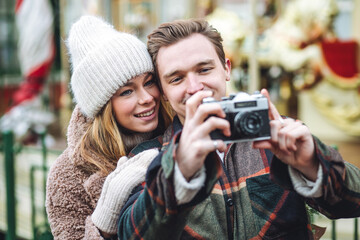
[78,97,173,175]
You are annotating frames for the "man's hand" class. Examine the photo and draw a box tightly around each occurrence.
[176,91,231,181]
[252,89,318,181]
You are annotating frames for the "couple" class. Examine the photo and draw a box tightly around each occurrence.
[46,16,360,239]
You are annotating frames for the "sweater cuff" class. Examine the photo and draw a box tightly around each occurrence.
[174,162,206,205]
[91,204,119,235]
[288,164,323,198]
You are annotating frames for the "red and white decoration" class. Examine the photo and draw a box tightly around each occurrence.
[13,0,55,106]
[0,0,55,140]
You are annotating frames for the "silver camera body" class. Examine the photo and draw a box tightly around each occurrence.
[202,91,271,143]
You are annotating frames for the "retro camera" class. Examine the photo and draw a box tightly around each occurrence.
[202,91,271,143]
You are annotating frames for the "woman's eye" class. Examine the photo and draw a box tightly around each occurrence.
[144,79,155,87]
[119,89,132,96]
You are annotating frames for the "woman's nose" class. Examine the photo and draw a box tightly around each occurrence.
[138,88,153,104]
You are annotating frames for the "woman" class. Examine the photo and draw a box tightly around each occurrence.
[45,16,172,239]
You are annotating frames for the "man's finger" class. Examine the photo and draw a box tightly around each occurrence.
[193,102,226,125]
[261,88,281,121]
[195,116,231,138]
[185,90,213,119]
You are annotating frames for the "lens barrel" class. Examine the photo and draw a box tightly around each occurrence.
[235,111,263,136]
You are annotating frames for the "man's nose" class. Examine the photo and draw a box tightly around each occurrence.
[186,74,204,95]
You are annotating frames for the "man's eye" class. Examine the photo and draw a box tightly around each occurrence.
[200,68,211,73]
[119,89,132,96]
[170,77,182,84]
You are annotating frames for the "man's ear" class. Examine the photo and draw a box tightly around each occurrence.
[225,58,231,82]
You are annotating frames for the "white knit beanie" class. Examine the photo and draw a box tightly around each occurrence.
[67,15,153,118]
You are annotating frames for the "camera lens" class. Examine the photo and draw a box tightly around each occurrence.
[235,111,263,136]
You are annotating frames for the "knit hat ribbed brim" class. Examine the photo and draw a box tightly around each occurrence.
[67,15,153,118]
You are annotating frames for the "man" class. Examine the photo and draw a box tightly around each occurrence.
[117,19,360,239]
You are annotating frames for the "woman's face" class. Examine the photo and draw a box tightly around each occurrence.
[111,73,160,133]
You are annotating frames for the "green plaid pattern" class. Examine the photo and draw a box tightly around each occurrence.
[118,117,360,240]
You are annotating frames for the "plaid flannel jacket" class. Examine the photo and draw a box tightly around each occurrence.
[118,116,360,240]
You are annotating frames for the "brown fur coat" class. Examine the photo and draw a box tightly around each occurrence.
[45,106,153,239]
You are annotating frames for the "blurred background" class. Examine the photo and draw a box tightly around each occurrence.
[0,0,359,239]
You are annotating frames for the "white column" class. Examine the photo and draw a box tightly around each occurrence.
[248,0,260,93]
[352,0,360,71]
[353,0,360,41]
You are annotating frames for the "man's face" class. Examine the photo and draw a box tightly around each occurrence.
[156,33,231,124]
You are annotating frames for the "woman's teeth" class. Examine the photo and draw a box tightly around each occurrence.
[135,109,154,117]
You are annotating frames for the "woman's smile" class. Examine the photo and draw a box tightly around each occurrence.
[135,107,156,118]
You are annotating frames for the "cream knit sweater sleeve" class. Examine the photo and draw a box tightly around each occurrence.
[92,149,159,234]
